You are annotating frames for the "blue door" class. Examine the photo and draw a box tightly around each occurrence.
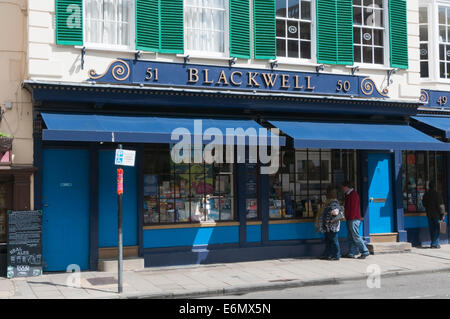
[42,149,90,271]
[98,150,138,248]
[368,153,394,234]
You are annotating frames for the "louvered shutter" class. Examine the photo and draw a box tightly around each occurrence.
[389,0,408,69]
[136,0,160,52]
[253,0,276,60]
[336,0,354,65]
[55,0,83,45]
[159,0,184,54]
[230,0,251,59]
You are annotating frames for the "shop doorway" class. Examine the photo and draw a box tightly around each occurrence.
[368,153,394,234]
[42,149,90,271]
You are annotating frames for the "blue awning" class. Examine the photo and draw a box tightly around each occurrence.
[41,113,284,146]
[412,116,450,139]
[269,120,450,151]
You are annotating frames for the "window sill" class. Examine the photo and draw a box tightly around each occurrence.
[177,53,233,61]
[347,64,397,72]
[74,45,150,55]
[274,58,321,68]
[143,221,239,230]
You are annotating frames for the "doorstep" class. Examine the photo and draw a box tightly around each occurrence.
[98,258,145,272]
[366,242,412,254]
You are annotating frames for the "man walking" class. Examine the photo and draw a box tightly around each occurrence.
[342,181,370,259]
[422,183,446,249]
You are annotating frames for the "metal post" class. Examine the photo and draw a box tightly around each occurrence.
[118,144,123,294]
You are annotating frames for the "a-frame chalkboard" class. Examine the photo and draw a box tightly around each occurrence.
[6,210,43,278]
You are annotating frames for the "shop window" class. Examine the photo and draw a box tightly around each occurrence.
[420,6,430,78]
[276,0,312,60]
[269,149,358,219]
[353,0,385,65]
[84,0,134,49]
[185,0,228,56]
[403,151,447,214]
[143,145,235,225]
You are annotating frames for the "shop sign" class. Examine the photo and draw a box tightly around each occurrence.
[115,149,136,167]
[88,59,389,99]
[420,89,450,108]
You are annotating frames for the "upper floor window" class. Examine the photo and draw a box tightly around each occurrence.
[420,6,430,78]
[438,5,450,79]
[276,0,312,60]
[353,0,385,65]
[84,0,134,49]
[185,0,228,56]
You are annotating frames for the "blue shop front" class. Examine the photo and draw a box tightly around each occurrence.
[25,60,450,271]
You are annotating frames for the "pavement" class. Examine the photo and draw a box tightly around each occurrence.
[1,245,450,299]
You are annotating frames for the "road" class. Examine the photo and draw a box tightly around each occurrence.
[206,272,450,299]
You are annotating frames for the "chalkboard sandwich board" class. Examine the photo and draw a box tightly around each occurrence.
[7,210,43,278]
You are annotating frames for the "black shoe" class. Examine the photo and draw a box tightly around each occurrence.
[342,255,356,259]
[320,256,331,260]
[358,253,370,259]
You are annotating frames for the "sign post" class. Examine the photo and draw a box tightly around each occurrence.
[114,146,136,294]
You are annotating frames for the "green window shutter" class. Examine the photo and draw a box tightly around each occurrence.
[336,0,354,65]
[316,0,353,65]
[230,0,251,59]
[316,0,337,64]
[55,0,83,45]
[253,0,276,60]
[136,0,160,52]
[159,0,184,54]
[389,0,408,69]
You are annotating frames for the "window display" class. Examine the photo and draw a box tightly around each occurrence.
[403,151,447,213]
[143,145,235,225]
[269,149,358,219]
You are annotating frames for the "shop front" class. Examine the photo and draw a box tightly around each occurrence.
[25,60,450,271]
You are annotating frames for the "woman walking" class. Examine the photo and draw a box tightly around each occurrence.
[319,186,345,261]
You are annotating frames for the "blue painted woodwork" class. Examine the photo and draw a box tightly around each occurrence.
[42,149,90,271]
[368,153,394,234]
[98,150,138,248]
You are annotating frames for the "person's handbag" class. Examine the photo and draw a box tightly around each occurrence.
[440,220,447,234]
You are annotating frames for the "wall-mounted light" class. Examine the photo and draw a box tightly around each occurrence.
[316,64,325,73]
[184,55,190,63]
[135,50,143,60]
[387,68,397,86]
[270,60,279,69]
[81,47,86,70]
[351,66,360,76]
[229,57,237,67]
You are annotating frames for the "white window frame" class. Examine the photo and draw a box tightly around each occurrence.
[430,0,450,83]
[83,0,136,51]
[352,0,390,69]
[184,0,230,59]
[275,0,316,64]
[419,4,431,79]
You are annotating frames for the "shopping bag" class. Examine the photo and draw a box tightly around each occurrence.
[440,221,447,234]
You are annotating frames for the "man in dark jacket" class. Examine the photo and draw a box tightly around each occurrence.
[342,181,370,259]
[422,183,446,249]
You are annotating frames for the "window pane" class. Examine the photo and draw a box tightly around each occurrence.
[354,28,361,44]
[419,7,428,24]
[288,0,299,18]
[277,38,287,57]
[276,0,287,17]
[420,43,428,60]
[363,46,373,63]
[440,62,446,78]
[301,1,311,20]
[288,40,299,58]
[373,29,383,46]
[277,19,286,37]
[353,6,362,25]
[300,22,311,39]
[362,29,373,45]
[447,45,450,61]
[419,25,428,42]
[363,7,374,26]
[440,26,446,42]
[373,9,383,27]
[439,7,446,25]
[354,45,361,62]
[374,47,383,64]
[440,44,445,60]
[300,41,311,59]
[287,20,299,38]
[363,0,372,6]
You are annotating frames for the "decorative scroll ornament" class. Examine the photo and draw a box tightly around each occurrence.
[360,77,389,97]
[88,59,130,82]
[420,89,430,104]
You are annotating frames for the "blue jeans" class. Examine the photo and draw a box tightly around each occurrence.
[428,217,441,247]
[324,232,340,259]
[347,220,369,256]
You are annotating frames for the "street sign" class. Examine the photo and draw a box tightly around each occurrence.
[115,149,136,167]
